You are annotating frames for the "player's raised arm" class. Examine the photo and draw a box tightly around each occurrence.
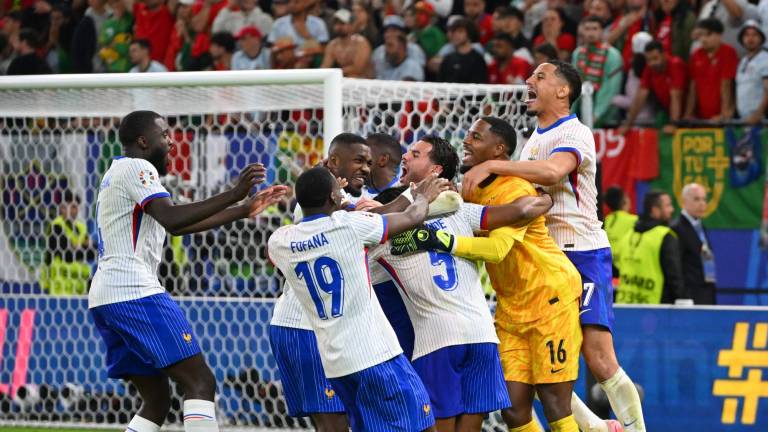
[145,163,266,235]
[383,174,451,236]
[390,225,522,264]
[170,185,290,235]
[482,191,553,229]
[461,152,578,198]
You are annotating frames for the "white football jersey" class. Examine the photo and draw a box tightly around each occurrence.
[267,211,402,378]
[270,191,365,331]
[368,203,498,360]
[89,157,171,308]
[519,113,610,252]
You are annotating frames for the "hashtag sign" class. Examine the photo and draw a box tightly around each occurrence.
[713,322,768,425]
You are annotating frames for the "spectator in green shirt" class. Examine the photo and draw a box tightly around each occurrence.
[572,16,623,127]
[408,1,446,59]
[99,0,133,72]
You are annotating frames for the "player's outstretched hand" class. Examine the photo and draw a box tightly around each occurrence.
[233,163,267,199]
[245,185,290,218]
[390,227,455,256]
[460,162,492,202]
[412,173,451,203]
[535,187,554,209]
[335,176,348,189]
[355,197,383,212]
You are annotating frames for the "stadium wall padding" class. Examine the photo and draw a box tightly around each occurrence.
[1,296,767,430]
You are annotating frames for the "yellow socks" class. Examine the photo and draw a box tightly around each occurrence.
[509,419,544,432]
[549,414,579,432]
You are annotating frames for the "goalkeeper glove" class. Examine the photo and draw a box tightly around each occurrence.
[390,227,455,256]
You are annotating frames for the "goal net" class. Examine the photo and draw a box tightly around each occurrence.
[0,70,532,430]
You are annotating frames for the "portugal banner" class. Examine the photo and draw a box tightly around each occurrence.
[651,128,768,229]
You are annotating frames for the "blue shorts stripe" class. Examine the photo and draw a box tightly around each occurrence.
[565,247,615,331]
[90,293,201,378]
[268,325,344,417]
[330,354,435,432]
[412,343,510,418]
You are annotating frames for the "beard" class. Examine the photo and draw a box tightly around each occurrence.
[148,146,168,176]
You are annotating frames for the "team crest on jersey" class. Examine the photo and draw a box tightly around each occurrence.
[422,403,431,416]
[528,145,539,160]
[138,170,157,188]
[182,332,193,343]
[324,385,335,399]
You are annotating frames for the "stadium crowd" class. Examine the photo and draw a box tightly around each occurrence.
[1,0,767,127]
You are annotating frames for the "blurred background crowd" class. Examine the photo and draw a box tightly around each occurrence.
[1,0,767,129]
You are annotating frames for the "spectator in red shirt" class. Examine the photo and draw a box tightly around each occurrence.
[133,0,174,61]
[606,0,654,70]
[619,41,687,135]
[533,8,576,61]
[653,0,696,60]
[208,31,235,70]
[464,0,493,45]
[684,18,738,121]
[488,32,531,84]
[191,0,228,35]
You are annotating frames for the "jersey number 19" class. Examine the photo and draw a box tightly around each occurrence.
[295,257,345,319]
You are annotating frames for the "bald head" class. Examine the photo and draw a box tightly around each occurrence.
[681,183,707,219]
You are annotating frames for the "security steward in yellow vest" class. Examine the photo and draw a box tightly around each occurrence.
[614,191,689,304]
[603,186,638,253]
[41,191,95,295]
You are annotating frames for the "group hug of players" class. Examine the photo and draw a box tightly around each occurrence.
[88,61,645,432]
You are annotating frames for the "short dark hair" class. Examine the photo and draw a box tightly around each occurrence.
[534,43,558,62]
[696,17,724,34]
[374,185,409,204]
[642,190,668,218]
[18,28,41,49]
[581,15,605,28]
[604,186,625,212]
[448,18,480,43]
[210,32,236,53]
[491,32,516,48]
[329,132,368,155]
[643,40,663,53]
[420,135,459,181]
[131,38,151,52]
[548,60,582,106]
[480,116,517,156]
[118,110,162,147]
[494,5,524,23]
[366,133,402,167]
[295,167,336,209]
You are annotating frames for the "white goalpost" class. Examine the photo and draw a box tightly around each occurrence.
[0,69,536,431]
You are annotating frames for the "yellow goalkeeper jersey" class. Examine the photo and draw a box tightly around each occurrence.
[456,175,581,325]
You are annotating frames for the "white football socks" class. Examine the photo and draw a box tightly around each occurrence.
[600,368,646,432]
[570,392,609,432]
[183,399,219,432]
[125,415,160,432]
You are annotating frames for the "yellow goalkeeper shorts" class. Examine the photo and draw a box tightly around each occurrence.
[496,300,582,385]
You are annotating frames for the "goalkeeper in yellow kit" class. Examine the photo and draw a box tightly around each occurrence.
[392,117,582,432]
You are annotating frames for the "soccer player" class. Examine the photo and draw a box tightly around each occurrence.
[89,110,287,432]
[268,166,451,432]
[268,133,374,431]
[372,135,554,432]
[461,61,645,432]
[363,132,403,199]
[392,117,583,432]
